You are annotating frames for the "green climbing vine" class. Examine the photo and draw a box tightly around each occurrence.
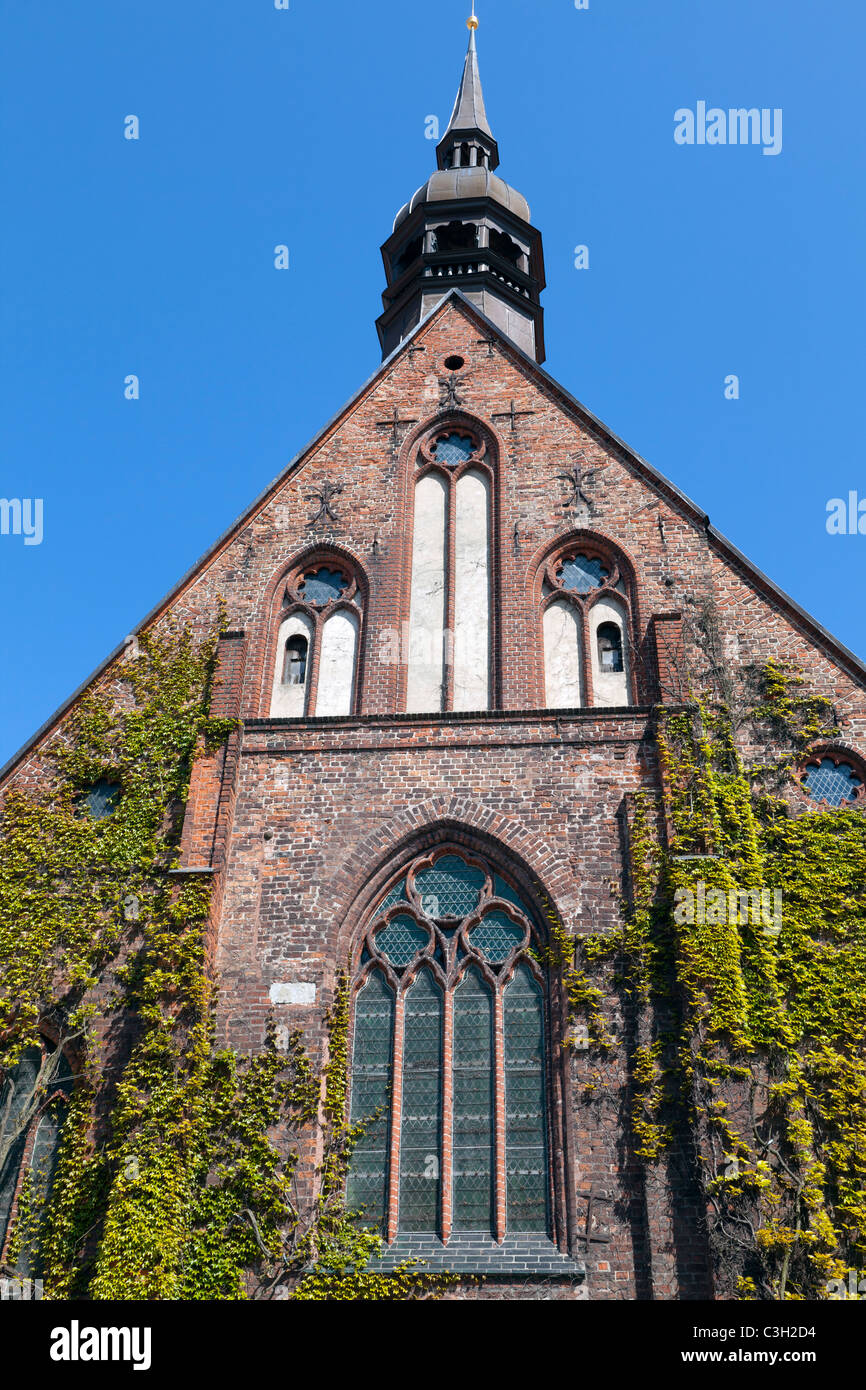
[563,661,866,1299]
[3,611,863,1301]
[291,975,458,1301]
[0,622,453,1300]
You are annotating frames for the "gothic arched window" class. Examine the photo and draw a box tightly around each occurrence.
[270,560,363,718]
[347,849,550,1243]
[541,543,634,708]
[406,426,493,714]
[0,1040,74,1275]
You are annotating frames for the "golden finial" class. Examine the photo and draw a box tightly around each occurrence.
[467,2,478,31]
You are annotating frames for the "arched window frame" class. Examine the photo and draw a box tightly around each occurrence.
[537,536,639,709]
[264,550,366,719]
[0,1034,75,1271]
[346,844,566,1248]
[402,415,501,713]
[796,745,866,809]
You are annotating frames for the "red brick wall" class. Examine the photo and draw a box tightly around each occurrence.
[4,295,866,1299]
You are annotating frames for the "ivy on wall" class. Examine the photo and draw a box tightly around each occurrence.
[0,624,452,1300]
[564,662,866,1300]
[3,613,863,1301]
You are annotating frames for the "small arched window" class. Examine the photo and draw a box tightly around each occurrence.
[282,635,308,686]
[75,780,121,820]
[269,561,363,718]
[541,544,633,708]
[597,622,623,672]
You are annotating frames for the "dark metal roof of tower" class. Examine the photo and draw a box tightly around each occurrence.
[381,11,545,362]
[446,27,493,138]
[436,20,500,172]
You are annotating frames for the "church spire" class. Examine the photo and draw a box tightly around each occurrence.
[436,10,500,173]
[377,8,546,363]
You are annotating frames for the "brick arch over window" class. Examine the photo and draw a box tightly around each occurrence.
[530,531,641,710]
[334,815,578,1254]
[395,413,506,716]
[254,545,370,719]
[329,798,579,953]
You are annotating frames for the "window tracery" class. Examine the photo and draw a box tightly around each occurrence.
[541,541,634,708]
[270,558,363,718]
[347,848,550,1241]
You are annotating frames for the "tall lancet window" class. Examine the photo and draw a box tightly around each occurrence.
[270,561,363,718]
[0,1039,74,1276]
[347,849,551,1244]
[406,427,492,713]
[541,544,634,708]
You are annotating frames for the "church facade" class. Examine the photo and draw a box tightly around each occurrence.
[3,21,866,1302]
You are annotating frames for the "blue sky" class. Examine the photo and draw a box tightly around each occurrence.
[1,0,863,767]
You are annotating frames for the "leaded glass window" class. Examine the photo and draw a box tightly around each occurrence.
[431,433,475,468]
[0,1043,73,1272]
[452,969,493,1231]
[76,780,121,820]
[374,916,430,967]
[0,1047,40,1250]
[348,849,551,1243]
[493,873,524,910]
[376,878,407,915]
[504,966,548,1232]
[346,974,394,1230]
[298,567,348,607]
[556,553,610,593]
[542,542,634,709]
[270,555,363,718]
[413,855,484,919]
[399,971,443,1232]
[468,911,526,963]
[801,757,864,808]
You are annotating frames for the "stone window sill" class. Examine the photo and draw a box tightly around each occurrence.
[368,1234,586,1279]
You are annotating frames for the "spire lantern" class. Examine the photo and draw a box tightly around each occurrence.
[376,17,546,363]
[436,20,499,173]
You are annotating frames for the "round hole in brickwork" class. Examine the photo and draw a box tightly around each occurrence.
[443,354,465,370]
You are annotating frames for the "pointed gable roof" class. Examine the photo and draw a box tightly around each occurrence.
[2,289,864,784]
[436,24,500,172]
[445,27,493,140]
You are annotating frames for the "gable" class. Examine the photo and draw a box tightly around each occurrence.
[2,291,865,785]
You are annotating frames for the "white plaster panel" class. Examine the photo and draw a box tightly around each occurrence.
[589,597,630,707]
[543,600,583,708]
[269,982,317,1006]
[453,468,490,710]
[270,612,314,718]
[315,609,359,717]
[406,471,447,712]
